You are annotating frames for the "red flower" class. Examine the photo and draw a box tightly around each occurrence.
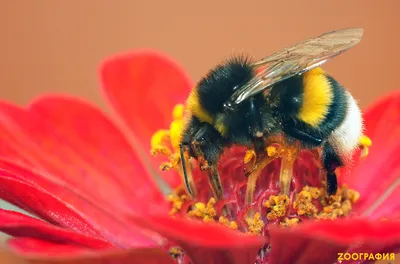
[0,50,399,264]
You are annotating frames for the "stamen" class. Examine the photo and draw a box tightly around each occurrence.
[279,145,298,196]
[167,192,189,215]
[359,135,372,159]
[150,129,171,156]
[245,212,264,235]
[219,216,238,230]
[172,104,185,120]
[245,146,279,205]
[187,198,217,221]
[168,247,184,259]
[169,104,185,152]
[150,104,198,198]
[264,195,290,220]
[160,153,180,171]
[244,149,257,174]
[280,217,300,227]
[293,187,320,216]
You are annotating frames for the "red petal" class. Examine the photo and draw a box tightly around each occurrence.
[99,50,192,188]
[100,50,192,150]
[8,238,88,256]
[269,218,400,264]
[0,209,112,249]
[27,96,168,215]
[0,160,159,247]
[0,100,127,215]
[363,91,400,145]
[345,135,400,218]
[130,215,265,264]
[9,240,175,264]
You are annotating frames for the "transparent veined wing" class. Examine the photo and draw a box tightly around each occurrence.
[223,28,363,110]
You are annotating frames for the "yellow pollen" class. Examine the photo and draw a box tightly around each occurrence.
[280,217,300,228]
[150,129,171,156]
[359,135,372,159]
[160,153,181,171]
[264,195,290,220]
[167,192,188,215]
[169,247,183,259]
[170,119,184,151]
[293,186,321,216]
[187,198,217,221]
[246,212,264,235]
[266,146,278,157]
[359,135,372,147]
[244,149,257,164]
[218,216,238,230]
[172,104,185,120]
[150,104,188,173]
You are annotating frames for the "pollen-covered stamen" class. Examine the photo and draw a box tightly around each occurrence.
[245,148,278,205]
[150,129,172,157]
[188,198,217,222]
[167,187,189,215]
[151,104,198,197]
[245,212,265,235]
[218,216,238,230]
[359,134,372,158]
[244,149,257,174]
[279,145,298,196]
[245,142,299,205]
[264,195,290,220]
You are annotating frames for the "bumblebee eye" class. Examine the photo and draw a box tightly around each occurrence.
[223,101,236,112]
[291,97,301,106]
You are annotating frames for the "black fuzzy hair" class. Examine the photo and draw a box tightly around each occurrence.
[196,54,254,114]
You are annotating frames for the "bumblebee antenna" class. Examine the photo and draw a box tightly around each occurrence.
[179,142,194,197]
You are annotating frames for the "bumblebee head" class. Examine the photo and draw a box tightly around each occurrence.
[222,100,235,113]
[197,55,254,116]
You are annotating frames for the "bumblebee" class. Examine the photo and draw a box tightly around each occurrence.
[179,28,365,201]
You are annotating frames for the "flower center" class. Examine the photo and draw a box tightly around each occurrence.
[166,182,359,233]
[151,104,370,262]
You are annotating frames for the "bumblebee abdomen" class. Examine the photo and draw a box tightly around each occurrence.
[328,91,363,160]
[297,68,334,127]
[297,68,349,138]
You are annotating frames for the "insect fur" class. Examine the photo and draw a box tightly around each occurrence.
[178,28,364,202]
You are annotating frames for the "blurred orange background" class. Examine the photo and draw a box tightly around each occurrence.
[0,1,399,263]
[0,1,399,110]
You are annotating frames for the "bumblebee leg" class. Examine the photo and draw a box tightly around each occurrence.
[322,143,343,196]
[248,97,264,138]
[179,142,196,198]
[326,171,338,196]
[244,137,265,176]
[191,123,225,199]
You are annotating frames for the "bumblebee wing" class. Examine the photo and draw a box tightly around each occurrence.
[225,28,363,108]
